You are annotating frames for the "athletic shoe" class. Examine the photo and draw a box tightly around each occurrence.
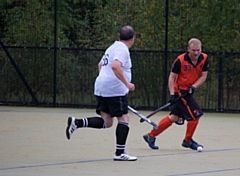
[143,133,159,150]
[66,117,77,140]
[182,139,203,150]
[113,153,137,161]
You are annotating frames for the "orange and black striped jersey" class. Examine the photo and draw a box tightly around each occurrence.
[171,52,209,91]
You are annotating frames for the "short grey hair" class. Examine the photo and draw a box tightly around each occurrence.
[188,38,202,47]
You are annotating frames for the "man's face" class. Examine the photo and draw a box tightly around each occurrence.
[188,44,201,60]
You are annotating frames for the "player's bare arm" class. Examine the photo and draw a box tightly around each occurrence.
[192,71,208,88]
[168,72,177,95]
[98,61,102,72]
[112,59,135,91]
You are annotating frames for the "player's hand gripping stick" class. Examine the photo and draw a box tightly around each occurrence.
[140,94,187,123]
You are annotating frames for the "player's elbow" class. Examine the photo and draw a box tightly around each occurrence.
[111,60,121,70]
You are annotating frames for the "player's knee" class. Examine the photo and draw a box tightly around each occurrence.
[105,121,113,128]
[118,114,130,124]
[191,118,199,124]
[169,114,179,122]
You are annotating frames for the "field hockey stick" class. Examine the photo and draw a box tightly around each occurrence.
[140,94,187,123]
[128,106,158,130]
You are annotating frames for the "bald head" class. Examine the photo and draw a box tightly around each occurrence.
[119,25,135,41]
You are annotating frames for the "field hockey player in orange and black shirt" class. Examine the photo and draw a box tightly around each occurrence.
[143,38,209,151]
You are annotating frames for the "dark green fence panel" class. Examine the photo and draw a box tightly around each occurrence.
[1,47,239,111]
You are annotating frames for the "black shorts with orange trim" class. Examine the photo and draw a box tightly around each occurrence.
[170,91,203,121]
[95,95,128,117]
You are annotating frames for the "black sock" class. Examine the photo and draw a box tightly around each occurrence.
[75,117,106,128]
[115,122,129,156]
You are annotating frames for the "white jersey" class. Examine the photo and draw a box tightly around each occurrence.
[94,41,132,97]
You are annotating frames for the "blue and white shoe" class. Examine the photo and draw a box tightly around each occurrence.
[143,133,159,150]
[182,139,203,150]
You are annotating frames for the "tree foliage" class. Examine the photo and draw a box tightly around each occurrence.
[1,0,240,51]
[0,0,239,110]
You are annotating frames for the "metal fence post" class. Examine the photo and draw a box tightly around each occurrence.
[53,0,57,106]
[162,0,169,105]
[218,54,223,111]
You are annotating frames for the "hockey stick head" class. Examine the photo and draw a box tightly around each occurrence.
[128,106,158,130]
[140,102,171,123]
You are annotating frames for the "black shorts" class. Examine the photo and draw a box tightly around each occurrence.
[170,91,203,121]
[95,95,128,117]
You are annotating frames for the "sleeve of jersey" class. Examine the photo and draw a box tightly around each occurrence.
[113,49,128,65]
[171,59,181,74]
[202,57,209,71]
